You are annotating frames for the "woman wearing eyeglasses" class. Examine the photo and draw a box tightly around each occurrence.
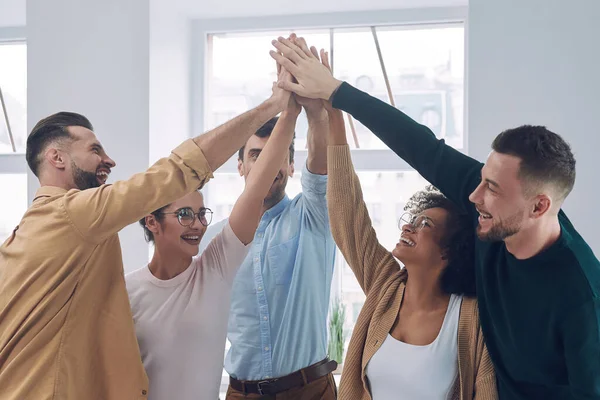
[320,52,497,398]
[125,71,301,400]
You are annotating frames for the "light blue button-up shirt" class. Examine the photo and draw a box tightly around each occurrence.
[198,164,335,380]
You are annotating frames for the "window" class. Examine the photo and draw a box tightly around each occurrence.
[0,174,27,242]
[205,26,464,151]
[0,40,27,244]
[198,13,465,394]
[0,42,27,154]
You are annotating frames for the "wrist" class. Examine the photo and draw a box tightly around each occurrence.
[306,108,328,124]
[263,97,284,115]
[323,79,343,101]
[280,108,300,120]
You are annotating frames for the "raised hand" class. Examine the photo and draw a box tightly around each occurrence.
[270,61,301,116]
[289,36,327,116]
[270,34,342,100]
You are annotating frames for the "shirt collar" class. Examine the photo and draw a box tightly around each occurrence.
[262,195,291,221]
[33,186,69,202]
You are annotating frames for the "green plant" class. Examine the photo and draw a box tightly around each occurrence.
[328,298,346,365]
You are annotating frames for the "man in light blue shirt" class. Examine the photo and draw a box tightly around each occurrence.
[199,94,337,399]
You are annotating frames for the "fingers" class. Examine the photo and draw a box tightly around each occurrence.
[273,36,307,62]
[320,49,332,72]
[275,51,281,75]
[277,80,306,96]
[309,46,319,59]
[290,34,316,59]
[269,50,300,76]
[278,65,293,83]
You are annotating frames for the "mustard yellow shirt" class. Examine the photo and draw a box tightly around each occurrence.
[0,139,212,400]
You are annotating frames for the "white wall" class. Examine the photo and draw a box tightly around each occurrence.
[176,0,466,18]
[27,0,151,271]
[0,0,25,27]
[468,0,600,254]
[149,2,191,165]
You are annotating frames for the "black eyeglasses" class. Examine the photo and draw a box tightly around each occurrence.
[398,212,435,232]
[160,207,213,227]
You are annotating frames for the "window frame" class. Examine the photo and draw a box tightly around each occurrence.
[0,27,27,173]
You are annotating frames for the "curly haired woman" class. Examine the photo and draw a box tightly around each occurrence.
[319,50,497,399]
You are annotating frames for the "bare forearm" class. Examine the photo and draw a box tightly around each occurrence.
[246,112,296,193]
[193,99,280,171]
[229,111,298,244]
[306,109,328,175]
[327,107,347,146]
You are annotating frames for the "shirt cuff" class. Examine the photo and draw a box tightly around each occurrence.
[301,162,328,195]
[171,139,214,188]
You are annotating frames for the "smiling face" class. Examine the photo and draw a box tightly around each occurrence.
[147,191,208,259]
[66,126,116,190]
[468,151,531,242]
[392,207,450,269]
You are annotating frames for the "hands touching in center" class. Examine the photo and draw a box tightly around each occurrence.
[270,60,301,117]
[270,34,342,101]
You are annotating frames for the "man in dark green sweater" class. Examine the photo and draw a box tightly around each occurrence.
[270,35,600,399]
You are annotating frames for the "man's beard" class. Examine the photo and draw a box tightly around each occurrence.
[477,209,524,242]
[71,161,100,190]
[263,174,287,209]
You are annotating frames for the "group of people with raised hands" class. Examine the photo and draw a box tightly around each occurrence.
[0,33,598,400]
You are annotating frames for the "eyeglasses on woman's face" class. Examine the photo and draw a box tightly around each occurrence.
[398,212,436,233]
[160,207,213,227]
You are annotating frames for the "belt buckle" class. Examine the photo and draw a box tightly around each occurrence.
[256,379,276,396]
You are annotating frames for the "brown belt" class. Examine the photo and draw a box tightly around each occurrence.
[229,358,337,396]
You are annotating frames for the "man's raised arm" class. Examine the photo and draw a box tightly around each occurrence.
[66,87,289,242]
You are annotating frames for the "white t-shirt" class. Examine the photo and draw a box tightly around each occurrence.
[126,223,249,400]
[366,294,462,400]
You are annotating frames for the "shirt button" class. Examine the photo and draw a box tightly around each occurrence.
[263,316,268,321]
[254,257,259,262]
[266,376,271,379]
[265,346,270,351]
[258,286,263,291]
[257,233,263,238]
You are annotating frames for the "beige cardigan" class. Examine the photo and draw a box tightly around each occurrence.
[327,145,497,400]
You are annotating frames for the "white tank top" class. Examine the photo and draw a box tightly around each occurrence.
[365,294,462,400]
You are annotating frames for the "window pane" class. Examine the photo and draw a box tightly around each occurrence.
[0,174,27,243]
[333,25,464,150]
[0,43,27,154]
[377,25,465,149]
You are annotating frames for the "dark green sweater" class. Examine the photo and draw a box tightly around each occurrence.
[332,82,600,399]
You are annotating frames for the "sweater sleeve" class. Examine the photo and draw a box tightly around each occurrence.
[561,298,600,398]
[474,333,498,400]
[332,82,483,217]
[327,144,403,296]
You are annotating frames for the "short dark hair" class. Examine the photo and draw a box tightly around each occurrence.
[139,204,170,243]
[492,125,576,202]
[404,186,476,297]
[26,112,93,177]
[238,116,295,163]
